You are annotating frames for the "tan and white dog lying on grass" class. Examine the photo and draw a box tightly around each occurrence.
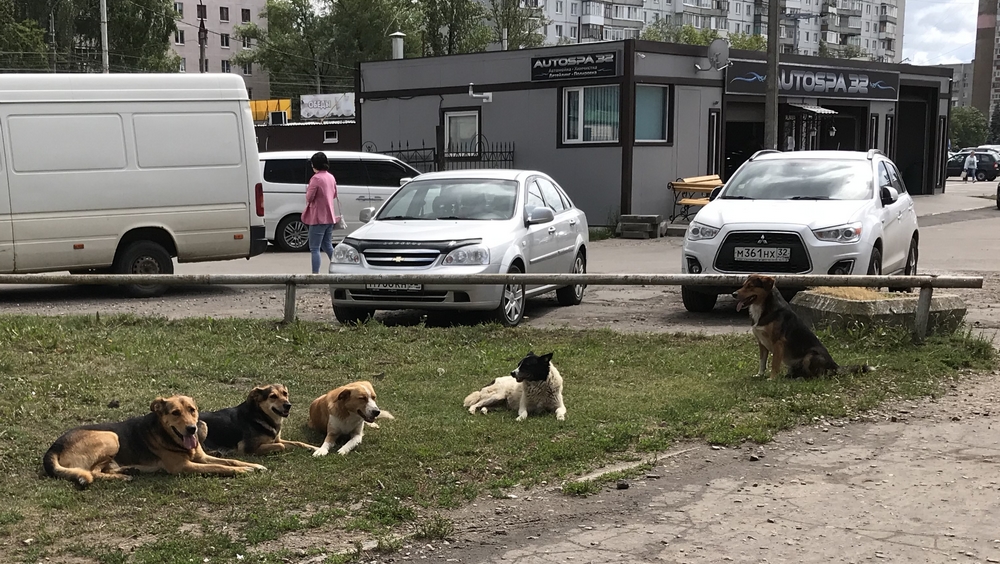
[463,352,567,421]
[308,380,393,456]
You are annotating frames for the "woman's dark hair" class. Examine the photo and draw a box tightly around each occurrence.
[310,152,329,171]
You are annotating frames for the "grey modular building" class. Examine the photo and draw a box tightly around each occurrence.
[356,40,951,226]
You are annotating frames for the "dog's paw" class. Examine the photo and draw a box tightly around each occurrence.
[753,372,765,378]
[250,463,267,471]
[312,448,329,457]
[515,413,527,422]
[468,406,478,415]
[337,448,351,456]
[366,422,380,429]
[556,411,566,421]
[480,407,489,415]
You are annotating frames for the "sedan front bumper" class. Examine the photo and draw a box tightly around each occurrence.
[328,262,506,311]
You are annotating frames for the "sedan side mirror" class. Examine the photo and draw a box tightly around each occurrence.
[399,177,412,186]
[359,207,375,222]
[525,206,555,226]
[880,185,899,206]
[709,186,723,201]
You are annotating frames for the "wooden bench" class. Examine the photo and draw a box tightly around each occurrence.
[668,174,723,222]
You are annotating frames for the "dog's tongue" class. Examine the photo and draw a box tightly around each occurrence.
[736,299,747,312]
[183,434,198,450]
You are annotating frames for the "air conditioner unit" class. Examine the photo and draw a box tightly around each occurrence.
[268,111,287,125]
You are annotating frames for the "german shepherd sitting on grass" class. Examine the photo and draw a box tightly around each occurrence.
[732,274,875,379]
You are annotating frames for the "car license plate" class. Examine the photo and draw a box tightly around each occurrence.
[734,247,791,262]
[365,283,423,291]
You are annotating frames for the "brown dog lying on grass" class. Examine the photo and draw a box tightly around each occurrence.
[43,395,266,489]
[199,384,317,455]
[308,380,393,456]
[732,274,875,379]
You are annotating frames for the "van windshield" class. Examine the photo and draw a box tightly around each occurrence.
[377,179,518,221]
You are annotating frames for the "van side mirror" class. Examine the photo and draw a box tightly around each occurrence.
[709,186,722,201]
[399,177,412,186]
[359,207,375,222]
[525,206,555,226]
[880,185,899,206]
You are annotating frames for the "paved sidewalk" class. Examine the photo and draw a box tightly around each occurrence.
[913,180,996,217]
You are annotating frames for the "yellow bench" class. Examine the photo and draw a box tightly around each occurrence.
[668,175,723,222]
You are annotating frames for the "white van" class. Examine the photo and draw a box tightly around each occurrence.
[0,74,266,296]
[259,151,420,251]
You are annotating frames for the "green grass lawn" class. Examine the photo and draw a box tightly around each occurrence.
[0,315,993,563]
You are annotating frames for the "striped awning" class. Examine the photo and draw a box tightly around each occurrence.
[788,103,838,115]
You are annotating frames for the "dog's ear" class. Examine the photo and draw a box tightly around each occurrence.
[337,389,353,402]
[540,352,554,363]
[150,397,166,414]
[248,386,270,403]
[526,351,535,357]
[759,276,775,292]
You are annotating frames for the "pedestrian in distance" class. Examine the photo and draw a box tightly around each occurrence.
[302,152,339,274]
[964,151,978,183]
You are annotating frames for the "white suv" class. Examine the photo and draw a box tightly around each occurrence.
[259,151,421,251]
[680,150,919,312]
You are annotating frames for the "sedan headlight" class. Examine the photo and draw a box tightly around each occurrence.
[442,244,490,266]
[813,222,862,243]
[686,222,720,241]
[332,243,361,264]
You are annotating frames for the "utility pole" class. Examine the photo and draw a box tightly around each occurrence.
[763,0,780,150]
[198,1,208,73]
[99,0,109,72]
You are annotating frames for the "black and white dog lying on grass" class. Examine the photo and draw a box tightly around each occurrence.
[462,352,566,421]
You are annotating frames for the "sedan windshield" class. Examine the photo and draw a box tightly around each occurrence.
[722,159,873,201]
[376,179,519,220]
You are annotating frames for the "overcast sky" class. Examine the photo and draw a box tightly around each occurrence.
[902,0,978,65]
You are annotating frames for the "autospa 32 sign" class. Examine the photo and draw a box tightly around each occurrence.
[725,60,900,101]
[530,53,618,82]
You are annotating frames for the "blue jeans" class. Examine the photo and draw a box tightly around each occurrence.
[308,224,335,274]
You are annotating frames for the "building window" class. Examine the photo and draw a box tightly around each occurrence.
[556,0,564,12]
[174,30,185,44]
[221,33,230,48]
[200,59,209,72]
[196,3,206,18]
[221,60,231,73]
[635,85,672,143]
[241,8,251,22]
[570,25,578,38]
[247,87,253,99]
[571,2,578,15]
[444,110,480,155]
[220,6,230,21]
[556,24,564,36]
[179,58,186,72]
[174,2,183,17]
[242,37,252,48]
[242,62,252,75]
[563,85,620,144]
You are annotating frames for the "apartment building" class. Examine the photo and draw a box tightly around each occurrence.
[933,62,974,107]
[535,0,903,64]
[170,0,270,99]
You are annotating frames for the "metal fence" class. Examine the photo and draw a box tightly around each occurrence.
[362,135,515,172]
[0,273,983,343]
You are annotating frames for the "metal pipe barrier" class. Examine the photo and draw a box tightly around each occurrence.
[0,273,983,342]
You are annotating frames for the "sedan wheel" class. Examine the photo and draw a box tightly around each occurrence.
[556,252,586,306]
[493,265,526,327]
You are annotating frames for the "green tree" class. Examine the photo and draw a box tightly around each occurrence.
[989,104,1000,144]
[0,0,48,70]
[331,0,424,64]
[728,32,765,51]
[485,0,548,50]
[421,0,491,56]
[639,23,717,46]
[949,106,989,150]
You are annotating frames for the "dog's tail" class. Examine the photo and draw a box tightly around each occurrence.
[462,390,483,408]
[836,364,877,375]
[43,442,94,489]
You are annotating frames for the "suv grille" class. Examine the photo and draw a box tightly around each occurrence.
[713,231,811,273]
[362,248,440,267]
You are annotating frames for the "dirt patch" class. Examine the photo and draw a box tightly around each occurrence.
[810,286,901,301]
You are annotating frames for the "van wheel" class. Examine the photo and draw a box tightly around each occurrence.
[681,286,718,313]
[276,214,309,252]
[493,264,526,327]
[556,251,586,306]
[333,306,374,325]
[114,241,173,298]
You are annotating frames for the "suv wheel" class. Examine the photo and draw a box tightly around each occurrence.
[976,170,987,181]
[493,264,526,327]
[333,306,374,325]
[276,214,309,252]
[681,286,718,313]
[866,246,882,276]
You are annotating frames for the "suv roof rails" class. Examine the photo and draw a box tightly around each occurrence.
[749,149,781,161]
[867,149,884,160]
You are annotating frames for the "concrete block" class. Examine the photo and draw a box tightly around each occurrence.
[620,214,663,224]
[620,222,656,233]
[664,224,688,237]
[620,230,651,239]
[789,290,967,335]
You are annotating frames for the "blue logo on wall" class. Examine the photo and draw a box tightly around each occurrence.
[731,72,767,84]
[870,80,896,93]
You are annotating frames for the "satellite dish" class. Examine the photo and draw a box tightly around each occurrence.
[695,38,731,72]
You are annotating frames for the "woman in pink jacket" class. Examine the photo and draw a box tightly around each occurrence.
[302,152,339,274]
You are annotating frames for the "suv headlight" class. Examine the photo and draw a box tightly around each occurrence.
[332,243,361,264]
[686,222,720,241]
[442,244,490,266]
[813,222,862,243]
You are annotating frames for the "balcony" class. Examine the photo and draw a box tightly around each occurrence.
[879,13,896,24]
[581,1,606,25]
[681,0,730,15]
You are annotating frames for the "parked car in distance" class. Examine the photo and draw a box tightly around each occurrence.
[328,169,589,327]
[946,149,1000,181]
[259,151,421,251]
[680,149,919,313]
